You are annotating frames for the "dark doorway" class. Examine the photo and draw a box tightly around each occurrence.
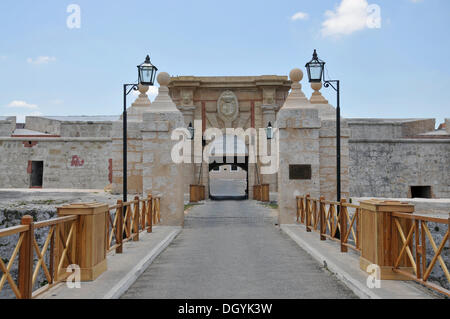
[209,156,249,201]
[30,161,44,188]
[410,186,432,199]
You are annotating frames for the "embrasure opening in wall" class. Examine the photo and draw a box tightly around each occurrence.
[410,186,433,199]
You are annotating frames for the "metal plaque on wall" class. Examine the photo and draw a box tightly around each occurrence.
[289,165,312,180]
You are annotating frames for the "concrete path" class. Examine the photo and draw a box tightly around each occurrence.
[210,179,247,197]
[122,200,357,299]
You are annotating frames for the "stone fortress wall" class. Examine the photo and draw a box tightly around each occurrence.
[0,72,448,200]
[348,119,450,198]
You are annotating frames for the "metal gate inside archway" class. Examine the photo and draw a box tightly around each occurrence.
[208,156,249,200]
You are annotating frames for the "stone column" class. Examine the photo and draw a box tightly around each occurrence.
[277,69,321,225]
[142,72,185,226]
[309,82,350,201]
[111,85,151,195]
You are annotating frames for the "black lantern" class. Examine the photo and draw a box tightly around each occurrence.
[305,49,325,83]
[188,122,195,140]
[138,55,158,86]
[266,122,273,140]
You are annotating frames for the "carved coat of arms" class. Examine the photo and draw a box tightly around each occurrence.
[217,90,239,124]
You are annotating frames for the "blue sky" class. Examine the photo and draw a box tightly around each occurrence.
[0,0,449,125]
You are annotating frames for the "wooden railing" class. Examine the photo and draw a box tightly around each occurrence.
[297,194,361,253]
[0,215,78,299]
[107,195,161,253]
[296,194,450,297]
[0,194,162,299]
[391,212,449,297]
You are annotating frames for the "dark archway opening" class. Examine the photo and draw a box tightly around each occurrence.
[209,156,249,201]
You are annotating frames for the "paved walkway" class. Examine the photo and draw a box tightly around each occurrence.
[122,200,357,299]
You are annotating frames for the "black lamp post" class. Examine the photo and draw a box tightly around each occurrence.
[123,55,158,202]
[305,49,341,204]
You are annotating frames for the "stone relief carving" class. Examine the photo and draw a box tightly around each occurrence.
[263,88,276,105]
[217,90,239,125]
[181,89,194,106]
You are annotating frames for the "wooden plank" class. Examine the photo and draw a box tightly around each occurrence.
[18,216,34,299]
[0,225,29,238]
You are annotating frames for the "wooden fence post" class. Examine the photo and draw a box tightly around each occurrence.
[306,194,311,232]
[18,215,34,299]
[340,199,348,253]
[133,196,140,242]
[116,200,123,254]
[320,196,326,241]
[141,199,146,231]
[148,194,153,233]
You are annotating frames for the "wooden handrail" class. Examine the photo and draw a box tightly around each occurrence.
[0,192,163,299]
[296,192,450,297]
[0,225,29,238]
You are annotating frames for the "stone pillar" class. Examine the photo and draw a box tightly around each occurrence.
[142,72,185,226]
[309,82,350,201]
[277,69,321,225]
[111,85,151,195]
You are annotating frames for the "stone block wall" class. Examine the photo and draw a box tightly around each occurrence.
[349,139,450,198]
[0,138,112,189]
[319,119,350,201]
[0,117,16,136]
[277,108,321,224]
[142,110,185,226]
[348,119,436,139]
[25,116,115,137]
[111,120,143,195]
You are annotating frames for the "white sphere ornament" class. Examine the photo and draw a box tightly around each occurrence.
[157,72,171,86]
[289,68,303,83]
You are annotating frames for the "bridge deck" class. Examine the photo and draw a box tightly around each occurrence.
[122,200,357,299]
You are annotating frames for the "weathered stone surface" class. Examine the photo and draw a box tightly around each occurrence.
[349,139,450,198]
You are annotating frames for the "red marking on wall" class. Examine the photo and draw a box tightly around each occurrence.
[27,161,32,174]
[251,101,255,128]
[202,102,206,133]
[71,155,85,167]
[108,159,113,184]
[23,141,38,148]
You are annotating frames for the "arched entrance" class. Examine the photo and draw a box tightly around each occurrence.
[207,135,249,201]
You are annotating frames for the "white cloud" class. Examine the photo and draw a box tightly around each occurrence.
[7,100,39,109]
[410,0,423,2]
[291,12,309,21]
[322,0,377,37]
[27,56,56,65]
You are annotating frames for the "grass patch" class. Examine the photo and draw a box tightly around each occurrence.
[260,202,279,209]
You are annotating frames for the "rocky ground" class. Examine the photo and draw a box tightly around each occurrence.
[0,189,123,299]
